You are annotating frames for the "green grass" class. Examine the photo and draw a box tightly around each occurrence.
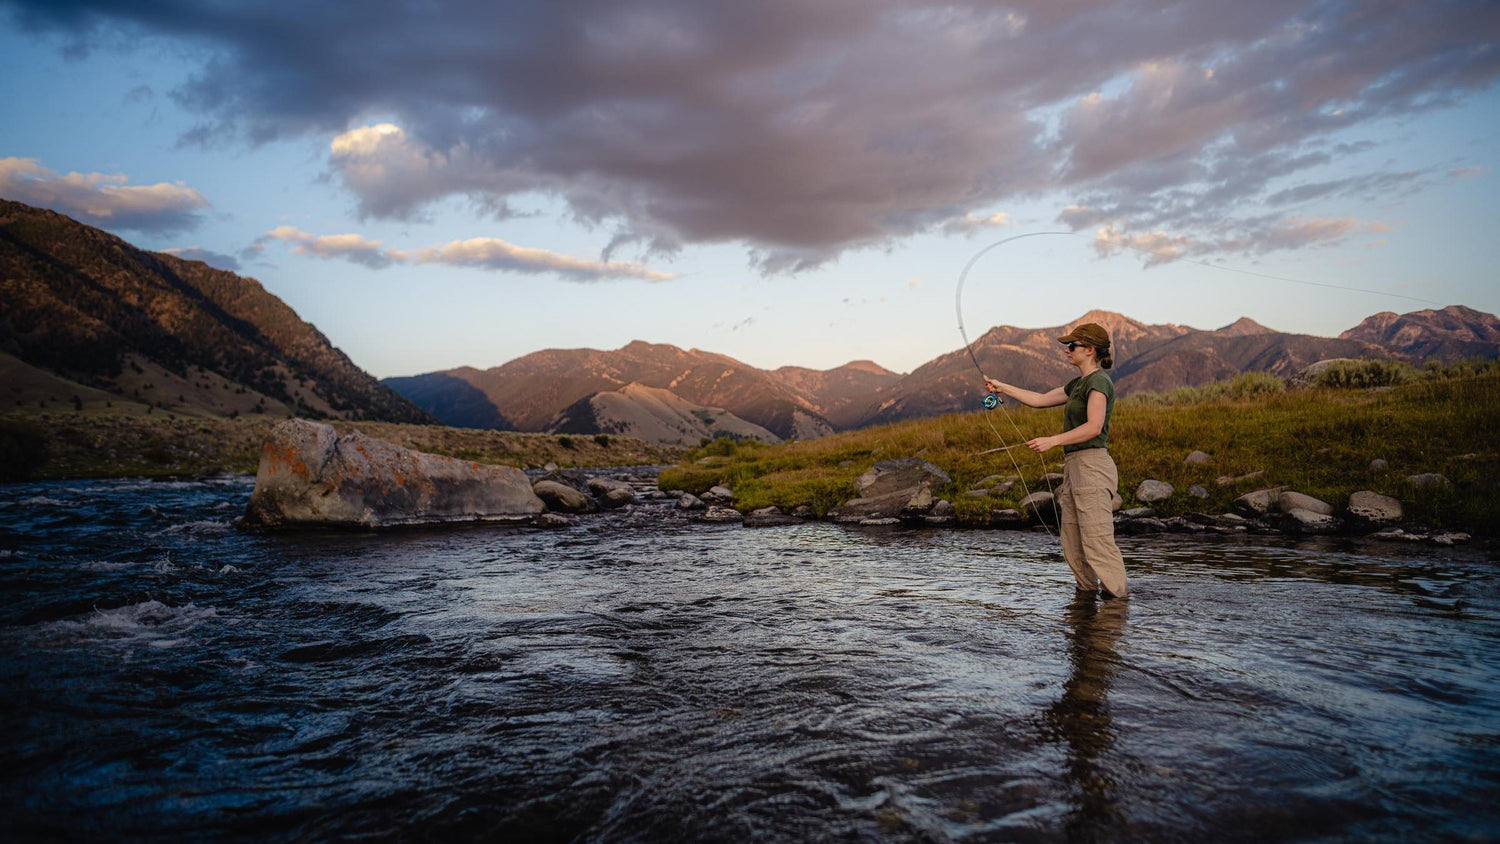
[660,369,1500,533]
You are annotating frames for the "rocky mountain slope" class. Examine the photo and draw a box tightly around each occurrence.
[0,199,431,423]
[547,382,780,446]
[395,342,836,441]
[1340,305,1500,361]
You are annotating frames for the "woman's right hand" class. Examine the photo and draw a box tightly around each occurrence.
[984,377,1004,395]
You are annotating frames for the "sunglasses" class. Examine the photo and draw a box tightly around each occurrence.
[1065,341,1086,352]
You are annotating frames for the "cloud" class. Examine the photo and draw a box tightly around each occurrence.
[1092,215,1387,266]
[941,211,1012,236]
[0,156,208,234]
[257,226,674,281]
[10,1,1500,267]
[259,226,393,269]
[160,246,241,271]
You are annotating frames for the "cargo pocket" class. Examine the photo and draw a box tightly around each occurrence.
[1075,487,1115,539]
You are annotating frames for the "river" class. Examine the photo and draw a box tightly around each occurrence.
[2,475,1497,841]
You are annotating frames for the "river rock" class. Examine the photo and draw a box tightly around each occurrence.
[587,476,632,496]
[697,505,743,523]
[990,508,1026,526]
[1121,506,1154,518]
[900,485,935,519]
[924,499,956,526]
[1369,458,1388,473]
[1019,491,1056,522]
[1347,490,1402,526]
[1135,480,1174,504]
[1185,450,1211,465]
[1282,507,1340,534]
[856,458,952,499]
[829,485,931,523]
[704,485,735,503]
[1277,491,1333,516]
[965,489,991,498]
[744,506,802,528]
[1188,485,1209,499]
[533,479,596,513]
[677,493,707,510]
[1118,517,1168,534]
[599,487,637,508]
[244,419,544,528]
[1233,486,1288,517]
[1406,473,1452,489]
[1431,532,1471,546]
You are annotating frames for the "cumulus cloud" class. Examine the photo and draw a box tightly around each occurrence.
[256,226,673,281]
[160,246,241,271]
[0,156,208,234]
[10,0,1499,266]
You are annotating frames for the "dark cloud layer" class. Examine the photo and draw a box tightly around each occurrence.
[8,0,1498,268]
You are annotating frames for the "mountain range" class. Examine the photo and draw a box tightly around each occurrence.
[2,199,1495,444]
[385,305,1499,441]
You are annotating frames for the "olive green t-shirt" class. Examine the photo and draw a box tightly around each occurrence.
[1062,370,1114,453]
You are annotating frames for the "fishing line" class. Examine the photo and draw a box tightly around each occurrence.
[954,229,1444,533]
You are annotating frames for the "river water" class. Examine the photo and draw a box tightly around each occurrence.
[1,475,1497,841]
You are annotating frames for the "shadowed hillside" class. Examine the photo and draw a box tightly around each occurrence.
[0,199,432,423]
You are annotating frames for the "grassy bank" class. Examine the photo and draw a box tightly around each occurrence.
[660,369,1500,534]
[0,413,683,482]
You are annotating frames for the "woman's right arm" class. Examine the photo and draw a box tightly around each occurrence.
[984,377,1066,408]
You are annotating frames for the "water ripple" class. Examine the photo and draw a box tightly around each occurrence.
[1,477,1497,840]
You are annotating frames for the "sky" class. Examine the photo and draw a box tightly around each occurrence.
[2,1,1497,379]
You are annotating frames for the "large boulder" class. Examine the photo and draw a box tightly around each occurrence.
[533,479,596,513]
[828,486,932,523]
[245,420,544,528]
[855,458,952,498]
[830,458,951,522]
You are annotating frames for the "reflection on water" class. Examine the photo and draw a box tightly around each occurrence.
[1,477,1497,841]
[1047,595,1128,840]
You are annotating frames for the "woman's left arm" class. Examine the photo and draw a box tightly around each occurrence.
[1026,390,1108,453]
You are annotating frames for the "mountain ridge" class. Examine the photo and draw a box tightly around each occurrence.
[388,306,1498,441]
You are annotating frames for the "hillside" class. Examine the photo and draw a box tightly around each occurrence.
[391,342,836,441]
[0,199,431,423]
[548,382,780,446]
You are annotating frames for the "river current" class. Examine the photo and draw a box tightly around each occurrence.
[1,475,1497,841]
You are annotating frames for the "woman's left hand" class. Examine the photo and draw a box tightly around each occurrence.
[1026,436,1057,453]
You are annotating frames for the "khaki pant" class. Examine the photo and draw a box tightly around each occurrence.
[1056,448,1128,597]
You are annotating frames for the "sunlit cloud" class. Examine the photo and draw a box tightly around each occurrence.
[1092,215,1389,266]
[395,237,674,281]
[261,226,393,269]
[941,212,1012,236]
[0,156,208,234]
[255,227,674,282]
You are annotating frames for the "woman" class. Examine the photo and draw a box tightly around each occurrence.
[983,322,1128,598]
